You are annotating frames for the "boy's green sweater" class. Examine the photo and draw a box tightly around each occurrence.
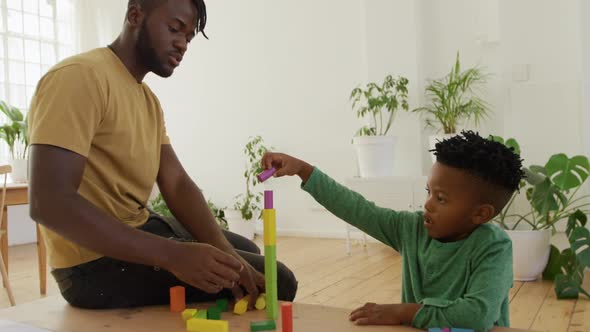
[302,168,513,332]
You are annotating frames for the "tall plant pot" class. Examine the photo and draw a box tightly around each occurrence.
[352,135,396,178]
[225,209,255,240]
[506,229,551,281]
[9,159,27,183]
[428,134,455,163]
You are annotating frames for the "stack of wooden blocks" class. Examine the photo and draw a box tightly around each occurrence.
[169,188,294,332]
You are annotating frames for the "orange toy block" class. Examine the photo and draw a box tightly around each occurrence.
[170,286,186,312]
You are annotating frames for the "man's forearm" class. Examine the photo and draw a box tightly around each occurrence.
[31,191,179,269]
[163,178,234,253]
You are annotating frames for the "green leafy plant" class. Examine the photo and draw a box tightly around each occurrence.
[234,136,272,221]
[207,200,229,230]
[543,210,590,299]
[493,152,590,231]
[490,136,590,299]
[350,75,409,136]
[0,100,28,159]
[413,52,491,134]
[149,193,229,230]
[149,192,172,217]
[489,135,527,230]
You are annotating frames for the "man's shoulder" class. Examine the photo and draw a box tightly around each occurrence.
[46,48,112,79]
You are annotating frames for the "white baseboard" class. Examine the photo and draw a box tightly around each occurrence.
[254,225,379,242]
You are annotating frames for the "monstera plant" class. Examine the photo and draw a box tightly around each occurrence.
[495,153,590,231]
[491,145,590,286]
[520,154,590,298]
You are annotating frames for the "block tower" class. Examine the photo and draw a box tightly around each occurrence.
[263,189,278,320]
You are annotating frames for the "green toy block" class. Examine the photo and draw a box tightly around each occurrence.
[264,245,278,319]
[196,309,207,319]
[208,307,222,320]
[250,320,276,332]
[216,298,229,312]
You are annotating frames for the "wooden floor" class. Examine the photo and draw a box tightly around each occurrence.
[1,237,589,331]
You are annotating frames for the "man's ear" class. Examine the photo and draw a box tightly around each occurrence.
[126,4,145,28]
[472,203,495,225]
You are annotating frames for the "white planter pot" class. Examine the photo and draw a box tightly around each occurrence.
[428,134,455,163]
[225,209,256,240]
[352,135,396,178]
[506,229,551,281]
[9,159,28,183]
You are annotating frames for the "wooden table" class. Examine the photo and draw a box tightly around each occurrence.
[0,183,46,295]
[0,296,534,332]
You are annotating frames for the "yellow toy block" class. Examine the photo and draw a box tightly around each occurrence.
[255,293,266,310]
[263,209,276,245]
[233,295,250,315]
[181,308,197,321]
[186,318,228,332]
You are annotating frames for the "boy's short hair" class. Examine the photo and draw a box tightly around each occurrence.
[432,130,525,214]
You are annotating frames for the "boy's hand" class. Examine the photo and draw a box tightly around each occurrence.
[261,152,314,183]
[349,303,422,326]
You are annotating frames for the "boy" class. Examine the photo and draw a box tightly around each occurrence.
[261,131,524,331]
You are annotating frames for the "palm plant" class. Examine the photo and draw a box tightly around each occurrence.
[413,52,491,134]
[0,100,28,160]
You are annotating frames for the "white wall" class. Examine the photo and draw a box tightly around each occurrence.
[10,0,590,244]
[581,0,590,159]
[144,0,423,237]
[418,0,584,166]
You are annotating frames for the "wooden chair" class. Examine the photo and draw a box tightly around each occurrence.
[0,164,15,306]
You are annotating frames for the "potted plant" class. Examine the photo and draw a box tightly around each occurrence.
[350,75,409,178]
[149,193,229,230]
[413,52,491,163]
[492,136,590,281]
[543,210,590,299]
[0,101,28,182]
[225,136,271,240]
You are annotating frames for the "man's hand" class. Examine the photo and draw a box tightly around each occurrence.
[165,242,243,294]
[231,256,266,309]
[349,302,422,326]
[261,152,314,183]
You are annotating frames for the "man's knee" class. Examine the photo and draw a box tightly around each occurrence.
[277,260,298,301]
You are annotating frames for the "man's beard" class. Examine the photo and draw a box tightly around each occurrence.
[136,21,171,78]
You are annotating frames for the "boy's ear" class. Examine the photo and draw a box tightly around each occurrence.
[472,204,495,225]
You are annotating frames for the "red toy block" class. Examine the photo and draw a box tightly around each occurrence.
[281,303,292,332]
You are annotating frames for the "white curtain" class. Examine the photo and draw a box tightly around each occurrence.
[73,0,127,52]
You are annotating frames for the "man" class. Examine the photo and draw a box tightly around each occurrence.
[27,0,297,309]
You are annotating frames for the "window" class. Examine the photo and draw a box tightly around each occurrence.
[1,0,74,111]
[0,0,75,158]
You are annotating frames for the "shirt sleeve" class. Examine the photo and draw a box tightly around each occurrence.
[302,167,421,252]
[28,64,106,157]
[161,112,170,145]
[412,237,513,332]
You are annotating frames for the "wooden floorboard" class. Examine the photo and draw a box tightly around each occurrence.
[1,237,589,332]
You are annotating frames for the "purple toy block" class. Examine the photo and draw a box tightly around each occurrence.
[264,191,273,209]
[257,167,276,183]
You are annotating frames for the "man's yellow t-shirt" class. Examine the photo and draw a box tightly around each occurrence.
[28,47,170,268]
